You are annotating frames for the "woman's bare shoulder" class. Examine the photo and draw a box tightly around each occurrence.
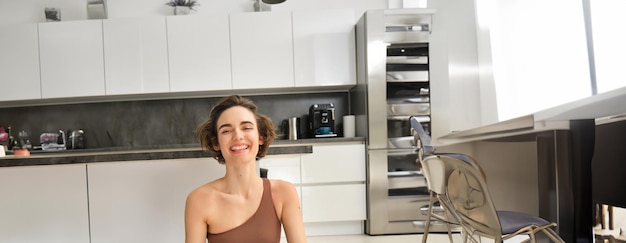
[187,179,223,202]
[268,179,298,198]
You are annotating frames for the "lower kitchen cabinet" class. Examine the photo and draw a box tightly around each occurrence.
[0,143,365,242]
[301,143,366,235]
[259,154,302,184]
[301,144,366,183]
[301,184,366,223]
[260,143,367,236]
[87,158,224,243]
[0,164,90,243]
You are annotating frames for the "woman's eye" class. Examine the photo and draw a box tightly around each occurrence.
[220,129,231,134]
[243,127,254,131]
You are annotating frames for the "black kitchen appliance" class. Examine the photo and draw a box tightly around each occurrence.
[309,103,337,137]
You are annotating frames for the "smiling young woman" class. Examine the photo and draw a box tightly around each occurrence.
[185,95,306,243]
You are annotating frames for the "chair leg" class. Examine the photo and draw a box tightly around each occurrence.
[462,230,469,243]
[609,205,614,230]
[461,230,480,243]
[445,222,454,243]
[601,204,607,229]
[422,218,431,243]
[529,233,536,243]
[422,191,435,243]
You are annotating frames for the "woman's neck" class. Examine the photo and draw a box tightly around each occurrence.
[222,161,262,195]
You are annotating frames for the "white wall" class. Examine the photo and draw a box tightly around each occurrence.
[475,0,592,122]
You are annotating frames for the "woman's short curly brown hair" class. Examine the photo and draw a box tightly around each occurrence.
[196,95,276,164]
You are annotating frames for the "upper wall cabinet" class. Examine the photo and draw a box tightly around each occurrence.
[0,23,41,101]
[39,20,105,99]
[0,10,359,106]
[103,17,170,95]
[167,14,232,92]
[293,9,356,87]
[230,12,294,89]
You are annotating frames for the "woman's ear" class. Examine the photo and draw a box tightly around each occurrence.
[259,136,265,146]
[213,144,220,151]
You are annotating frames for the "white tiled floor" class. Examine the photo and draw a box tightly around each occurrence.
[282,233,533,243]
[281,233,463,243]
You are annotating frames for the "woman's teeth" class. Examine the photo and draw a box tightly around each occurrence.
[230,145,249,151]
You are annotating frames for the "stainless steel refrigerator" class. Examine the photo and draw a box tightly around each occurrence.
[351,9,445,235]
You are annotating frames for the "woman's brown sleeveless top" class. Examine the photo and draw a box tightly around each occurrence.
[207,178,281,243]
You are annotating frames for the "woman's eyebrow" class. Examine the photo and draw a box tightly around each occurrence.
[218,124,232,130]
[240,121,254,125]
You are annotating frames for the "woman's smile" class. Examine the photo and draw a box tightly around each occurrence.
[229,143,250,152]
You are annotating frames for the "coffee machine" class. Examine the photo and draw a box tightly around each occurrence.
[309,103,337,137]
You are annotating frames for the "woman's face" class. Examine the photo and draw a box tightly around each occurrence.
[214,106,264,164]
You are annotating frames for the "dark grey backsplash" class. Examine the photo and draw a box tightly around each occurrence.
[0,92,349,149]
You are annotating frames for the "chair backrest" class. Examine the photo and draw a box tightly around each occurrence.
[410,116,464,224]
[410,116,435,158]
[410,116,439,193]
[421,154,447,195]
[442,154,503,238]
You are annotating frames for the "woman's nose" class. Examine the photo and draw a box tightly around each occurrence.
[232,128,244,140]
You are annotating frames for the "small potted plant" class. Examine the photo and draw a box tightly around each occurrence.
[165,0,199,15]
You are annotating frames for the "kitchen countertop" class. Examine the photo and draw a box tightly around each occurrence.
[437,86,626,145]
[0,137,365,167]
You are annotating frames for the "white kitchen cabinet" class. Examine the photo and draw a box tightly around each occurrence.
[261,143,366,233]
[300,143,367,224]
[0,164,90,243]
[167,14,232,92]
[39,20,105,98]
[301,184,366,223]
[103,17,169,95]
[301,144,366,183]
[230,11,294,89]
[0,23,41,101]
[259,155,302,184]
[293,9,357,87]
[87,158,224,243]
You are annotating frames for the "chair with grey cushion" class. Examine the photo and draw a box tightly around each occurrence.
[410,116,465,243]
[410,116,565,243]
[445,154,564,242]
